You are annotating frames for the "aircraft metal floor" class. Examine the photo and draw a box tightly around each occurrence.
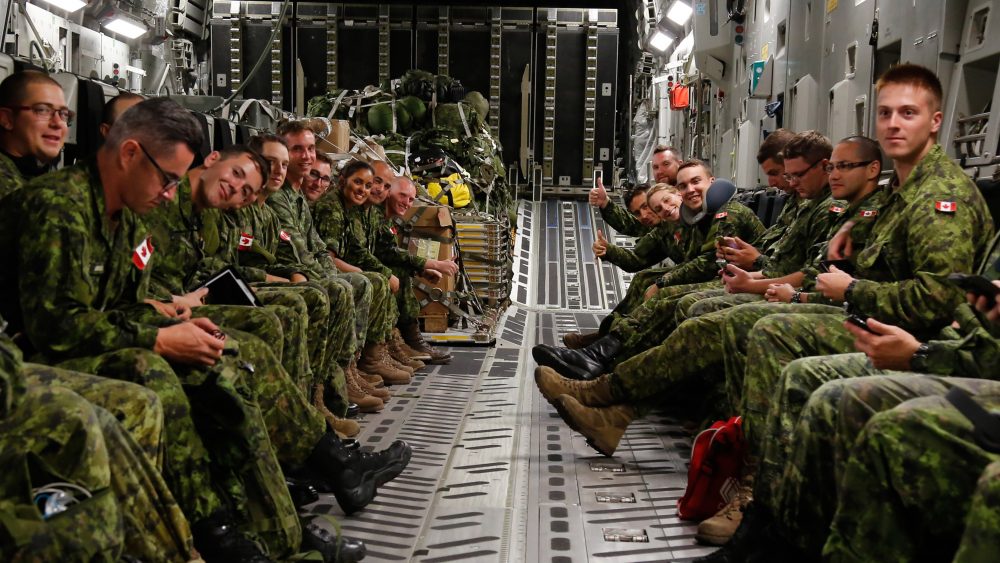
[310,200,714,562]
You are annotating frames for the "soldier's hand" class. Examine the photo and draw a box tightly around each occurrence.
[765,283,796,303]
[265,274,290,283]
[722,264,753,293]
[816,266,854,301]
[589,177,609,208]
[389,275,401,294]
[427,258,459,276]
[423,268,443,283]
[644,283,658,301]
[145,299,190,320]
[593,230,609,258]
[827,221,856,260]
[173,288,208,310]
[846,317,921,370]
[154,321,225,366]
[968,281,1000,323]
[719,237,761,270]
[290,273,308,283]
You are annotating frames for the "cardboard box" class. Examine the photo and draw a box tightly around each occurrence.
[302,118,351,154]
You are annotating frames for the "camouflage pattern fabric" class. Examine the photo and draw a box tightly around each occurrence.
[599,199,648,238]
[748,193,800,272]
[771,374,999,558]
[369,207,426,324]
[596,267,672,335]
[0,151,25,202]
[603,221,684,273]
[823,392,1000,563]
[758,190,839,278]
[953,459,1000,563]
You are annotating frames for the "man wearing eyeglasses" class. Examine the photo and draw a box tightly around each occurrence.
[0,71,72,199]
[302,152,334,204]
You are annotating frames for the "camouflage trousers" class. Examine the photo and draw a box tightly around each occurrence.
[768,370,999,557]
[334,271,373,350]
[678,290,763,322]
[362,271,398,345]
[389,265,421,324]
[0,384,193,562]
[608,279,723,361]
[823,391,1000,563]
[610,302,839,411]
[597,267,671,335]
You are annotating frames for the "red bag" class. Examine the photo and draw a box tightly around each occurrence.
[677,416,747,521]
[669,84,690,110]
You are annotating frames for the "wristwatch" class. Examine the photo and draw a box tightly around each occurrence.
[791,290,802,303]
[655,277,669,289]
[910,343,930,370]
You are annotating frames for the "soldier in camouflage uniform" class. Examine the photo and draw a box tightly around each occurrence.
[1,318,197,562]
[311,157,414,392]
[378,173,460,364]
[0,71,70,201]
[590,180,657,237]
[533,160,766,380]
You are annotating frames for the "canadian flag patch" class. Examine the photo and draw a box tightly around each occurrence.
[389,226,398,235]
[830,205,845,213]
[132,238,153,270]
[859,209,878,218]
[238,233,254,251]
[674,230,682,243]
[714,211,728,219]
[935,201,957,213]
[279,230,291,242]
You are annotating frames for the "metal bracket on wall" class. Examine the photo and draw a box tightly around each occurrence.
[228,6,242,93]
[542,17,557,184]
[269,2,283,107]
[326,4,337,90]
[582,24,598,181]
[488,7,502,137]
[378,5,390,84]
[438,7,449,76]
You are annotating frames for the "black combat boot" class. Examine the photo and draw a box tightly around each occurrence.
[285,477,320,508]
[306,433,412,514]
[531,335,622,380]
[192,510,274,562]
[301,517,367,563]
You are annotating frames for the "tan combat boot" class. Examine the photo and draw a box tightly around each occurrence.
[345,366,384,413]
[534,366,615,407]
[563,331,601,349]
[311,382,360,437]
[553,396,634,457]
[388,330,426,370]
[696,477,754,545]
[393,327,432,361]
[382,343,416,376]
[359,342,412,385]
[351,358,384,388]
[351,361,390,401]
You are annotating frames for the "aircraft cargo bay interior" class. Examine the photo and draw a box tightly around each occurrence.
[1,1,1000,562]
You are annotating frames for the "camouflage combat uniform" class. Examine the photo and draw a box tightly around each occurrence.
[268,183,374,349]
[0,151,26,201]
[0,322,194,562]
[823,391,1000,562]
[0,160,310,556]
[370,206,426,324]
[744,145,993,500]
[312,190,398,344]
[603,200,765,361]
[602,220,685,273]
[598,199,649,238]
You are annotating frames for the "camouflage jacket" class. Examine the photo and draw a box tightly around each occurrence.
[799,187,888,296]
[848,144,994,334]
[0,160,161,361]
[143,177,251,299]
[759,188,840,278]
[267,183,339,278]
[0,151,25,202]
[660,201,766,287]
[0,317,24,420]
[372,210,427,274]
[599,200,648,237]
[603,221,686,272]
[750,192,801,270]
[911,232,1000,377]
[225,203,304,280]
[313,191,392,277]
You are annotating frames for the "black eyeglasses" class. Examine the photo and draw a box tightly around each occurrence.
[783,159,823,183]
[823,160,876,173]
[6,103,75,126]
[137,143,182,194]
[308,169,332,184]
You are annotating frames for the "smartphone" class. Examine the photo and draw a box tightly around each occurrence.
[717,236,739,250]
[819,259,855,275]
[846,313,877,334]
[947,273,1000,300]
[716,258,735,277]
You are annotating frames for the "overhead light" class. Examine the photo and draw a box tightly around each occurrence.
[648,30,674,53]
[588,9,599,22]
[103,15,147,39]
[38,0,87,12]
[666,1,694,26]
